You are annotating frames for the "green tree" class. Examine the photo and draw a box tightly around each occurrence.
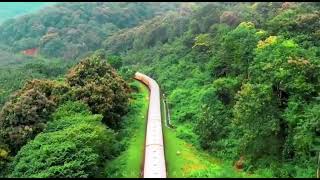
[0,79,69,153]
[196,77,240,151]
[10,101,117,178]
[219,22,260,78]
[250,36,320,99]
[66,54,130,128]
[232,83,282,163]
[283,97,320,165]
[107,55,123,70]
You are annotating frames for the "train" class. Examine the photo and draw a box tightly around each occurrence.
[134,72,167,178]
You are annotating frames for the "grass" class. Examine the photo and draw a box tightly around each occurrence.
[162,116,220,177]
[104,80,266,178]
[104,80,149,178]
[161,92,264,178]
[161,92,214,177]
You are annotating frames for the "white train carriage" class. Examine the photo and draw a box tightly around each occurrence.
[134,72,166,178]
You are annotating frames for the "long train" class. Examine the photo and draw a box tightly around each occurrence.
[134,72,166,178]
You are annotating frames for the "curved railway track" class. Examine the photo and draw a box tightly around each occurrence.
[134,72,167,178]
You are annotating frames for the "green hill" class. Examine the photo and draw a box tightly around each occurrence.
[0,2,319,178]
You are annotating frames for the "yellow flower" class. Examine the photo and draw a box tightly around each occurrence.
[257,36,278,49]
[0,149,8,159]
[238,22,255,29]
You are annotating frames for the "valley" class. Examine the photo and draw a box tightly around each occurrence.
[0,2,319,178]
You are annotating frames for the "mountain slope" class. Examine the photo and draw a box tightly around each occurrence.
[0,2,182,60]
[103,2,320,178]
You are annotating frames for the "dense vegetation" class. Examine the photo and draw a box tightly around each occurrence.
[0,55,75,109]
[0,2,181,60]
[66,54,130,128]
[0,2,319,178]
[0,54,130,177]
[104,81,149,178]
[10,101,117,178]
[102,2,320,178]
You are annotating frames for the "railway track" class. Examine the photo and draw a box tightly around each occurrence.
[134,72,167,178]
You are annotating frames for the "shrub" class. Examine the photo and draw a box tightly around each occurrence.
[10,101,117,178]
[232,83,282,162]
[196,77,240,151]
[0,80,69,153]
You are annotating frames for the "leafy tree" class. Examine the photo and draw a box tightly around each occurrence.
[40,38,65,58]
[0,80,69,153]
[9,101,117,178]
[250,36,320,100]
[66,54,130,128]
[232,83,282,163]
[196,77,240,151]
[0,143,10,177]
[283,97,320,165]
[107,55,123,70]
[219,22,260,78]
[219,11,240,27]
[192,33,212,52]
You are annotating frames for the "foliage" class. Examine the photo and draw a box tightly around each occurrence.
[250,36,320,98]
[192,33,212,52]
[0,54,74,108]
[0,144,11,177]
[107,55,123,70]
[0,2,181,59]
[104,2,320,177]
[219,11,240,27]
[0,2,320,178]
[104,81,149,178]
[196,77,240,151]
[218,21,260,78]
[9,101,117,178]
[66,54,130,128]
[0,79,69,153]
[283,98,320,164]
[232,83,282,162]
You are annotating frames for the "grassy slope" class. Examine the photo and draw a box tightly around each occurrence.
[104,80,149,178]
[161,92,268,178]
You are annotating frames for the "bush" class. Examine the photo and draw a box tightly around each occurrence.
[45,101,96,132]
[196,77,240,151]
[187,164,250,178]
[0,143,10,177]
[107,55,123,70]
[10,101,117,178]
[0,79,69,153]
[176,124,199,146]
[232,83,282,162]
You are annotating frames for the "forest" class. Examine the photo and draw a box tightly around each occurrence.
[0,2,319,178]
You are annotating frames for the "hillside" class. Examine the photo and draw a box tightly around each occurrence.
[103,2,320,178]
[0,2,182,60]
[0,2,319,178]
[0,2,183,109]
